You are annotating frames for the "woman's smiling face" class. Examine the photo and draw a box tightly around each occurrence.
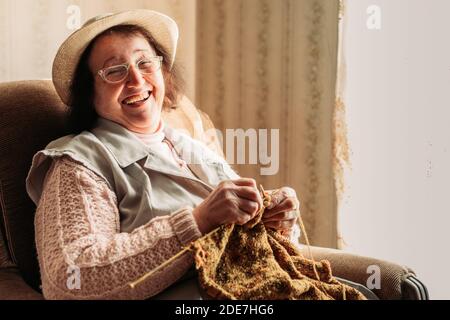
[88,33,165,133]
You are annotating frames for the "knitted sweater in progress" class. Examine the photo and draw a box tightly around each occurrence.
[35,156,202,299]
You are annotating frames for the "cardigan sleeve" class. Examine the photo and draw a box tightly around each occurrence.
[34,156,202,300]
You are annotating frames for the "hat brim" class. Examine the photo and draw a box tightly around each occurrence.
[52,9,178,105]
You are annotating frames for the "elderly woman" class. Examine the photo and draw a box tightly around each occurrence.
[26,10,300,300]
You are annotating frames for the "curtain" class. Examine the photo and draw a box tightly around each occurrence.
[333,0,351,249]
[196,0,341,247]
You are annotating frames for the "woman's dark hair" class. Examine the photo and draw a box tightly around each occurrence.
[68,24,185,134]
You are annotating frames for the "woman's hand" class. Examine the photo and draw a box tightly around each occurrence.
[193,178,263,234]
[262,187,300,237]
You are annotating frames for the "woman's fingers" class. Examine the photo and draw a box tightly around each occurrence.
[264,196,299,218]
[232,178,258,188]
[263,219,297,231]
[266,187,297,209]
[262,188,299,232]
[234,206,258,225]
[237,198,260,216]
[234,186,263,209]
[230,178,263,215]
[262,210,298,223]
[204,181,300,230]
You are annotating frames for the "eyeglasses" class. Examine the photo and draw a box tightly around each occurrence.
[97,56,163,84]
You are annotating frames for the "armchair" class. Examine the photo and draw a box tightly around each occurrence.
[0,80,428,300]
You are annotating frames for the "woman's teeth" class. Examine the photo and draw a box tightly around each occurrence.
[123,91,150,105]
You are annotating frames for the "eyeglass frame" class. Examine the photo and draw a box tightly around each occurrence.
[96,55,164,84]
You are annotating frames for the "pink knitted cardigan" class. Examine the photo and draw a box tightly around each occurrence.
[35,156,202,299]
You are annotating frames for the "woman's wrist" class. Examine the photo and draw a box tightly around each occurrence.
[193,206,208,235]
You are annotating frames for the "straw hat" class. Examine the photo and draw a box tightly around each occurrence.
[52,9,179,105]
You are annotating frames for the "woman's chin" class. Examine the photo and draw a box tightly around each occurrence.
[123,108,161,132]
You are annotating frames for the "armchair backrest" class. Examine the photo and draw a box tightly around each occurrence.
[0,80,221,291]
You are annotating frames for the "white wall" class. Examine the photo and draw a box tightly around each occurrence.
[341,0,450,299]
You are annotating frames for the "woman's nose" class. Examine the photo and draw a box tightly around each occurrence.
[126,64,145,87]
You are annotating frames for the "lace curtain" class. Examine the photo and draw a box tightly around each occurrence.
[196,0,341,247]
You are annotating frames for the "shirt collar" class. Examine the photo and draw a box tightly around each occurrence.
[89,118,231,188]
[90,118,150,168]
[90,117,222,169]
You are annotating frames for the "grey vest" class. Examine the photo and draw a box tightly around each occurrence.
[26,118,239,232]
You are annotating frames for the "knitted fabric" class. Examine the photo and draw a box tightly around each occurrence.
[192,223,366,300]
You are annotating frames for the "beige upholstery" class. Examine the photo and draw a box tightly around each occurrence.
[0,268,43,300]
[0,80,428,300]
[299,246,427,300]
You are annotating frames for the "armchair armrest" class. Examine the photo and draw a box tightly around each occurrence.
[299,246,428,300]
[0,267,43,300]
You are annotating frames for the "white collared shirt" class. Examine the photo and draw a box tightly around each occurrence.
[132,121,194,176]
